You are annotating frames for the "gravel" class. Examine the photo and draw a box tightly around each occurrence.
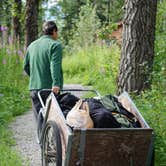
[9,84,85,166]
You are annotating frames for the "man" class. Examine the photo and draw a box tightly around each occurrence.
[23,21,63,120]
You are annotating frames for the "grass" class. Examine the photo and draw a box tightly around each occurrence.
[63,44,120,95]
[0,126,22,166]
[0,47,30,165]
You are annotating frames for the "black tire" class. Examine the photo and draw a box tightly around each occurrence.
[37,111,44,144]
[42,120,62,166]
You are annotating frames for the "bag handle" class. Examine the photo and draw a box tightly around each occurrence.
[73,99,83,111]
[82,102,89,114]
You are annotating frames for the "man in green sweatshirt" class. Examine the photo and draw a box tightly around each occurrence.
[23,21,63,120]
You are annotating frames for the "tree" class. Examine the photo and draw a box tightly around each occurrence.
[90,0,124,24]
[69,2,100,49]
[55,0,123,44]
[117,0,157,94]
[25,0,40,47]
[0,0,12,45]
[58,0,86,44]
[12,0,22,44]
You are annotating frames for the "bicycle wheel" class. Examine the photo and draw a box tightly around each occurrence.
[37,111,44,144]
[42,120,62,166]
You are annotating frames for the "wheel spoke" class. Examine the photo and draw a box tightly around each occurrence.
[42,121,62,166]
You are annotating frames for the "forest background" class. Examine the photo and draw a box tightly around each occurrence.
[0,0,165,165]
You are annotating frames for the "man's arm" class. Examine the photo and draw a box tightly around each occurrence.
[23,50,30,76]
[50,43,63,93]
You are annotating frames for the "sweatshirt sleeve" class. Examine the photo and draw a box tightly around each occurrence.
[23,50,30,76]
[50,43,63,88]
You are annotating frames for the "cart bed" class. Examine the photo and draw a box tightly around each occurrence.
[46,91,154,166]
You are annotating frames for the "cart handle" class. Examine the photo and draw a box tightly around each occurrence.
[61,88,101,98]
[38,88,101,108]
[38,89,52,108]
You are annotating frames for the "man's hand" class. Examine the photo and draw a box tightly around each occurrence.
[52,86,60,94]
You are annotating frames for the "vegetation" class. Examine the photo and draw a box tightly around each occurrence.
[63,44,120,95]
[135,2,166,164]
[0,47,30,165]
[0,0,165,165]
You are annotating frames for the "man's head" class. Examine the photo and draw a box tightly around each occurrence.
[42,21,58,40]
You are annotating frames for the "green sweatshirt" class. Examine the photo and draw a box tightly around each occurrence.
[23,35,63,90]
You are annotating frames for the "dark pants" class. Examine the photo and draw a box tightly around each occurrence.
[30,90,51,121]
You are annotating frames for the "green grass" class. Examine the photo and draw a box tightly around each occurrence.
[0,47,30,165]
[63,44,120,95]
[0,126,22,166]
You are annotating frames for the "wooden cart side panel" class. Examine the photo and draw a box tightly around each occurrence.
[48,94,72,161]
[69,129,153,166]
[118,92,149,128]
[68,130,81,166]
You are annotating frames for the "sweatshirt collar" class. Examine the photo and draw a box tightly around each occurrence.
[41,35,52,39]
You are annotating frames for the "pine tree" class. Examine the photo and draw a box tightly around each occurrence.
[118,0,157,94]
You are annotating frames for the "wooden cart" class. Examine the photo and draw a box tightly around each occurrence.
[38,89,154,166]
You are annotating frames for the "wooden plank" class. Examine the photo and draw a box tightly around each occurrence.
[47,93,72,161]
[69,129,153,166]
[68,130,81,166]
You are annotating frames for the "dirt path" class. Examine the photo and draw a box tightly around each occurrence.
[9,84,84,166]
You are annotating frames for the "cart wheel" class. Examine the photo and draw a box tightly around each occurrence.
[37,111,44,144]
[42,120,62,166]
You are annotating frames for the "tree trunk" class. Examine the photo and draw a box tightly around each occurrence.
[12,0,22,44]
[25,0,39,47]
[117,0,157,95]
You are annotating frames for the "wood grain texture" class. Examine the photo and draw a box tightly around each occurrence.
[68,129,152,166]
[48,94,72,161]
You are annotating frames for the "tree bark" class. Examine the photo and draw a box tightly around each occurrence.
[25,0,39,47]
[12,0,22,44]
[117,0,157,95]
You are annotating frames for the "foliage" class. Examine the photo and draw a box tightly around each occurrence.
[97,23,118,40]
[0,47,30,165]
[136,1,166,164]
[0,0,12,26]
[63,44,120,95]
[0,126,23,166]
[56,0,86,44]
[55,0,124,44]
[90,0,124,23]
[0,46,30,123]
[68,2,100,50]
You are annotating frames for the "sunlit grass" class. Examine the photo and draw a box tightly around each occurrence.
[0,125,23,166]
[0,47,30,165]
[63,44,120,95]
